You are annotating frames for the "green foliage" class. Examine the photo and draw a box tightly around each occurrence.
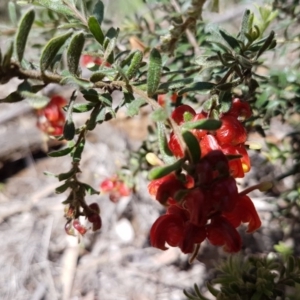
[184,255,300,300]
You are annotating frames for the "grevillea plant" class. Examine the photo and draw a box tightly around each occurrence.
[1,0,299,298]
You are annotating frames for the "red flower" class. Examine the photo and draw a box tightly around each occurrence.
[223,195,261,233]
[100,176,131,203]
[200,134,221,156]
[171,105,196,125]
[191,112,208,140]
[148,173,186,205]
[206,215,242,252]
[168,132,184,157]
[226,98,252,120]
[216,115,247,146]
[81,54,111,67]
[36,95,67,135]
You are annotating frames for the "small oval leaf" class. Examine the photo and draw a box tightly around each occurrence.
[182,119,222,131]
[63,119,76,141]
[126,50,143,79]
[182,131,201,163]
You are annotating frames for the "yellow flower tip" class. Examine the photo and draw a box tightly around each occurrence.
[242,163,250,173]
[146,153,163,166]
[258,181,273,192]
[246,141,262,150]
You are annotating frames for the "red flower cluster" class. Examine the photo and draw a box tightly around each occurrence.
[100,176,131,203]
[81,54,111,68]
[149,150,261,254]
[36,95,67,136]
[168,98,252,178]
[65,202,102,236]
[148,98,262,255]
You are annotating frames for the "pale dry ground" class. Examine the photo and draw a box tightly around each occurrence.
[0,1,294,300]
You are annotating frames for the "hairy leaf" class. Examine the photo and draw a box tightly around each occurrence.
[147,48,162,97]
[67,32,85,75]
[88,16,104,45]
[178,82,215,95]
[40,31,72,72]
[93,0,104,25]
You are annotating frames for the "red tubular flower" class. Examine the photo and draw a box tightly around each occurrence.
[179,223,206,254]
[168,132,184,157]
[200,134,221,157]
[73,219,87,235]
[157,93,178,107]
[150,213,185,250]
[209,177,239,213]
[171,105,196,125]
[191,112,208,140]
[36,95,67,136]
[206,215,242,252]
[223,195,261,233]
[216,115,247,146]
[183,189,207,226]
[148,173,186,205]
[227,98,252,120]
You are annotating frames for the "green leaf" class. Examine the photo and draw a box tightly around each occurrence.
[40,31,72,72]
[88,16,104,45]
[82,183,100,195]
[126,50,143,79]
[158,78,194,91]
[182,119,221,131]
[21,91,50,108]
[219,29,241,50]
[147,48,162,97]
[157,122,176,164]
[60,75,93,89]
[73,139,85,162]
[90,72,106,82]
[72,103,95,113]
[67,32,85,75]
[24,0,75,17]
[103,37,116,64]
[127,98,146,117]
[15,9,35,63]
[63,119,76,140]
[0,91,23,103]
[148,158,185,180]
[219,91,232,113]
[239,9,251,41]
[216,79,241,91]
[255,30,275,59]
[2,42,14,70]
[182,131,201,163]
[58,169,76,181]
[55,182,70,194]
[206,283,219,297]
[8,2,18,26]
[93,0,104,25]
[151,107,168,122]
[193,55,222,69]
[48,146,74,157]
[178,82,215,95]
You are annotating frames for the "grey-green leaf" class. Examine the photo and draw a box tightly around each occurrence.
[151,107,168,122]
[219,29,241,50]
[148,158,184,180]
[27,0,75,17]
[67,32,85,75]
[15,9,35,63]
[48,146,74,157]
[147,48,162,97]
[88,16,104,45]
[93,0,104,25]
[126,50,143,79]
[127,98,145,117]
[178,82,215,95]
[8,2,18,26]
[182,131,201,164]
[40,31,72,72]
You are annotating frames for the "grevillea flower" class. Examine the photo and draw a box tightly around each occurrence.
[36,95,67,135]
